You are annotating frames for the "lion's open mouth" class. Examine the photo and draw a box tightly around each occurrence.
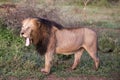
[25,38,30,46]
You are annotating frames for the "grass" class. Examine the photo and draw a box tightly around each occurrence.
[0,21,120,80]
[54,52,120,77]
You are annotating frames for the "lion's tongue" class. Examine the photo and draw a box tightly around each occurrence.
[25,38,30,46]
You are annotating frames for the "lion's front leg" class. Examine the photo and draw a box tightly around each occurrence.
[41,29,56,74]
[41,52,54,74]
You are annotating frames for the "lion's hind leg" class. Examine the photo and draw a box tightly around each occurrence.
[72,48,84,70]
[84,45,100,70]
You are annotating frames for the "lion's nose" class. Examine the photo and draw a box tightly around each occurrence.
[21,32,24,35]
[20,31,24,35]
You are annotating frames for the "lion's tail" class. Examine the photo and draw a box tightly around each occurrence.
[98,47,113,53]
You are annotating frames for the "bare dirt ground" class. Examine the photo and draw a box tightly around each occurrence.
[2,74,115,80]
[44,74,113,80]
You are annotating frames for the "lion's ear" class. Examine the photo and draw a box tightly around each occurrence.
[53,26,58,31]
[35,19,41,28]
[21,18,30,26]
[35,20,41,27]
[21,19,25,25]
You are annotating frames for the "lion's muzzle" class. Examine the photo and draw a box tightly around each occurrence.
[20,31,31,46]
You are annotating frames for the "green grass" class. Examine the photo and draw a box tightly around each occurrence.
[0,22,120,80]
[0,26,45,79]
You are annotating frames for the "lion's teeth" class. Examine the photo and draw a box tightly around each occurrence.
[25,38,30,46]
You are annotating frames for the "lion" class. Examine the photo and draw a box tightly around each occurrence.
[20,17,100,74]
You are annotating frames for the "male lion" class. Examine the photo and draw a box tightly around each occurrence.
[20,17,100,74]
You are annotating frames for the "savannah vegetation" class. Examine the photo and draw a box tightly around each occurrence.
[0,0,120,80]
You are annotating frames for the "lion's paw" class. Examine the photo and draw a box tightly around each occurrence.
[41,68,50,75]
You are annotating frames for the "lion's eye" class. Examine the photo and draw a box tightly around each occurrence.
[26,27,30,30]
[22,26,30,30]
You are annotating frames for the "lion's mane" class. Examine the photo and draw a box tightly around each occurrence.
[34,18,63,55]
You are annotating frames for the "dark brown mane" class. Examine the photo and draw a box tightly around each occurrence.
[34,17,63,55]
[36,17,64,30]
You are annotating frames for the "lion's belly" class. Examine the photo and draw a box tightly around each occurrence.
[56,40,81,54]
[55,29,84,54]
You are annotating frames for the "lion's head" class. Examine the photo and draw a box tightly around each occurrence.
[20,18,39,46]
[21,17,51,46]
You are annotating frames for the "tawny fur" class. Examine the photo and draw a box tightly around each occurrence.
[20,17,100,74]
